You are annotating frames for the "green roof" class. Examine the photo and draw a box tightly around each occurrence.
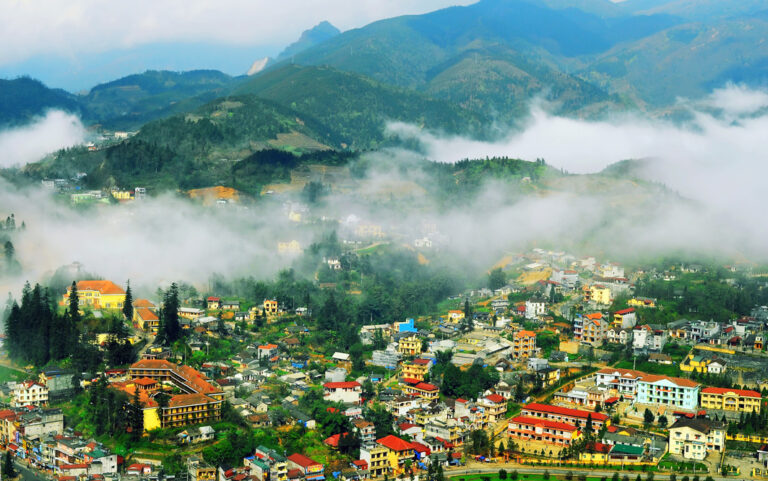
[611,444,644,455]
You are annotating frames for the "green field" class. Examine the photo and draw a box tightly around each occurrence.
[454,474,607,481]
[0,364,26,383]
[614,360,680,377]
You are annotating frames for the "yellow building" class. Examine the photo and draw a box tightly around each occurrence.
[398,336,422,356]
[402,382,439,401]
[584,284,612,305]
[263,299,279,316]
[512,330,537,359]
[628,297,656,308]
[376,435,414,475]
[62,280,126,310]
[680,353,710,373]
[368,446,390,478]
[701,387,761,413]
[135,308,160,333]
[401,359,431,382]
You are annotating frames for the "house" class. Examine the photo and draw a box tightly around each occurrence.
[700,387,761,413]
[537,367,561,387]
[258,344,279,359]
[613,308,637,329]
[583,284,611,305]
[353,419,377,447]
[512,330,538,359]
[628,297,656,308]
[648,353,672,364]
[62,280,126,310]
[221,300,240,311]
[401,359,432,382]
[287,454,324,481]
[606,327,631,345]
[579,313,609,347]
[179,307,205,320]
[135,308,160,333]
[398,336,422,356]
[12,380,48,407]
[447,310,465,322]
[375,435,415,475]
[323,382,362,404]
[668,418,725,460]
[402,382,439,402]
[595,368,644,398]
[508,415,581,447]
[206,297,221,310]
[263,299,279,316]
[177,426,216,444]
[525,298,546,320]
[632,325,667,351]
[636,375,700,410]
[478,394,507,423]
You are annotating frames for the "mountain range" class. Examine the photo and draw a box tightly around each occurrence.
[2,0,768,191]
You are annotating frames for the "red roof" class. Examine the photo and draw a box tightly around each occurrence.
[61,464,89,470]
[352,460,368,470]
[485,394,505,404]
[377,434,414,452]
[414,382,438,391]
[414,358,432,365]
[207,297,220,301]
[587,442,611,453]
[287,453,322,469]
[524,402,609,421]
[605,397,619,404]
[615,308,635,315]
[72,280,125,295]
[410,442,431,455]
[324,433,344,447]
[324,381,361,389]
[511,415,578,432]
[639,374,699,388]
[399,423,419,431]
[702,387,761,398]
[401,377,421,385]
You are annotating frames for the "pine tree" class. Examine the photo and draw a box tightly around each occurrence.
[3,450,16,478]
[123,281,134,322]
[130,387,143,441]
[69,281,81,324]
[160,283,181,344]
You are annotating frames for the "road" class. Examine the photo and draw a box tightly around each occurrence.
[448,465,735,481]
[13,460,50,481]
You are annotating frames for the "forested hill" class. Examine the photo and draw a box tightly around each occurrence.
[0,77,81,126]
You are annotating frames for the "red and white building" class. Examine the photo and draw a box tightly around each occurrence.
[508,416,581,446]
[323,381,362,404]
[521,403,609,434]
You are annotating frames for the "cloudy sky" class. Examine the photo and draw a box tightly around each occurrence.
[0,0,474,91]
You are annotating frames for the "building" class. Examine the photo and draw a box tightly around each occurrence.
[323,382,362,404]
[179,307,205,320]
[579,313,608,347]
[521,403,608,434]
[12,381,48,407]
[398,336,422,356]
[127,359,224,430]
[613,308,637,329]
[401,359,432,382]
[508,415,581,446]
[525,298,546,320]
[700,387,761,413]
[606,327,631,345]
[287,454,324,481]
[62,280,126,310]
[537,367,561,387]
[375,435,414,475]
[636,375,700,410]
[353,419,377,448]
[512,330,538,359]
[263,299,279,316]
[479,394,507,423]
[206,297,221,310]
[402,382,439,402]
[135,308,160,333]
[668,418,725,460]
[258,344,279,359]
[584,285,611,305]
[632,325,667,351]
[595,368,644,398]
[628,297,656,308]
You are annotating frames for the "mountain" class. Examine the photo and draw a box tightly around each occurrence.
[619,0,768,21]
[235,64,490,149]
[276,21,341,61]
[79,70,238,130]
[0,77,80,126]
[275,0,680,115]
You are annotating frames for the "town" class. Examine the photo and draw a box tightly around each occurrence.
[1,247,768,481]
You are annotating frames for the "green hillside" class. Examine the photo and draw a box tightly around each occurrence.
[235,64,490,149]
[79,69,238,130]
[0,77,80,126]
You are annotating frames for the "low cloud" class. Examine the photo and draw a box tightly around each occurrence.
[0,110,86,167]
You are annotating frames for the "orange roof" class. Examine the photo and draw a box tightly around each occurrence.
[136,308,158,321]
[133,377,158,386]
[585,313,603,320]
[702,387,760,398]
[524,402,609,421]
[615,308,635,315]
[377,435,413,452]
[168,393,220,408]
[598,367,645,379]
[133,299,155,308]
[511,415,578,432]
[515,330,536,338]
[639,374,700,388]
[485,394,505,404]
[259,344,278,350]
[72,280,125,296]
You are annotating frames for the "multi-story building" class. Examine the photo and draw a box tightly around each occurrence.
[353,419,377,448]
[478,394,507,423]
[613,308,637,329]
[628,297,656,308]
[537,367,561,387]
[580,313,608,347]
[323,381,362,404]
[12,381,48,407]
[62,280,126,310]
[521,403,609,434]
[127,359,224,430]
[583,284,612,305]
[668,418,725,460]
[365,446,390,478]
[700,387,761,413]
[287,453,324,481]
[595,368,644,398]
[402,382,439,402]
[632,325,667,351]
[252,446,288,481]
[512,330,538,359]
[397,336,422,356]
[636,375,700,410]
[375,435,415,475]
[525,298,546,320]
[263,299,279,316]
[606,327,631,345]
[135,307,160,333]
[401,359,431,382]
[508,415,581,446]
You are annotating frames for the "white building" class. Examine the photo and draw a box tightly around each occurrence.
[668,418,725,460]
[595,368,643,397]
[632,325,667,351]
[323,381,361,404]
[524,298,546,320]
[12,381,48,407]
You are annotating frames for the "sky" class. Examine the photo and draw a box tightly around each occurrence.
[0,0,475,91]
